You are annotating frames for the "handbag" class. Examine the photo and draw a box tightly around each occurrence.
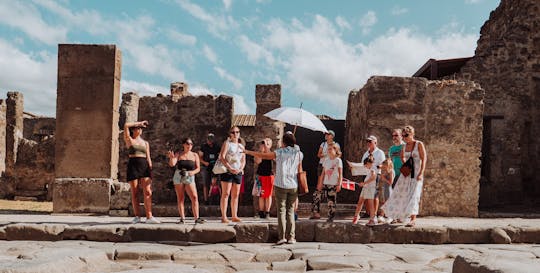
[212,160,227,175]
[399,142,416,178]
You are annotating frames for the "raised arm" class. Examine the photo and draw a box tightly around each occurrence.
[244,150,276,160]
[123,120,148,146]
[167,150,178,167]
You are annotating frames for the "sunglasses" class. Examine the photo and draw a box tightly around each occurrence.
[184,142,193,145]
[366,140,373,143]
[230,131,240,134]
[392,134,399,137]
[402,133,409,137]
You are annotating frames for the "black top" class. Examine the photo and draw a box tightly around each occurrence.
[201,143,221,166]
[257,159,273,176]
[177,160,196,171]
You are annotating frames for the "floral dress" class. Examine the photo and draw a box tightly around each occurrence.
[381,141,424,221]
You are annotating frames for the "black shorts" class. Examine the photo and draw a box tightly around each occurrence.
[127,157,151,181]
[220,172,243,184]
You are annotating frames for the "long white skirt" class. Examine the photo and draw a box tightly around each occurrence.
[382,174,423,221]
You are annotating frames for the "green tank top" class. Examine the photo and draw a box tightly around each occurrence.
[128,144,147,157]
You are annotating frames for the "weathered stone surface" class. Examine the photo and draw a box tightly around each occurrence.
[115,243,180,260]
[0,226,6,240]
[371,225,448,244]
[504,226,540,243]
[5,223,66,241]
[53,178,112,214]
[295,221,316,242]
[490,227,512,244]
[63,225,131,242]
[458,0,540,208]
[345,77,484,216]
[5,92,24,178]
[129,224,191,242]
[292,249,345,260]
[234,223,269,243]
[254,248,292,263]
[56,44,121,179]
[219,249,256,263]
[345,223,372,243]
[0,99,6,177]
[172,250,227,264]
[109,209,129,217]
[448,227,491,244]
[232,262,270,271]
[272,259,306,272]
[189,224,235,243]
[306,255,367,271]
[110,181,131,210]
[452,255,540,273]
[314,222,348,243]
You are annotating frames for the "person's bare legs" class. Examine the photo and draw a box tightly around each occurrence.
[129,180,140,217]
[141,177,153,218]
[374,197,380,216]
[220,182,232,222]
[231,183,241,221]
[185,183,199,219]
[366,199,376,225]
[174,184,186,219]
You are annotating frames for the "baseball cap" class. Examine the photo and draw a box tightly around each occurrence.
[366,135,377,142]
[207,133,215,140]
[325,130,335,137]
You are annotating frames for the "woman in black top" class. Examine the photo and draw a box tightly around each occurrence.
[168,137,205,224]
[254,138,275,219]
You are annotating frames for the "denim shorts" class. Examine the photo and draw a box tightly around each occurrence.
[221,172,242,184]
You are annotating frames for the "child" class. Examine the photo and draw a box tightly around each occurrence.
[311,143,342,222]
[208,180,221,206]
[254,138,275,219]
[352,157,377,226]
[377,159,395,223]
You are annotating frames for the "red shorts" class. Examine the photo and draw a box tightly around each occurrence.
[259,175,275,198]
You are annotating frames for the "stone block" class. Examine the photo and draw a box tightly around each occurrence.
[53,178,112,214]
[173,250,227,264]
[447,227,491,244]
[0,99,6,175]
[110,181,131,210]
[234,223,269,243]
[129,224,191,242]
[63,225,131,242]
[345,223,372,243]
[272,259,306,272]
[306,255,365,271]
[314,222,348,243]
[372,225,448,244]
[490,227,512,244]
[295,220,316,242]
[5,223,66,241]
[109,210,129,217]
[56,44,121,179]
[256,84,281,104]
[504,226,540,243]
[254,248,292,263]
[220,249,256,263]
[188,224,235,243]
[0,226,5,240]
[5,92,23,177]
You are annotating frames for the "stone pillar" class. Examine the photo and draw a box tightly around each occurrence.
[5,92,24,178]
[0,99,7,176]
[254,84,284,148]
[53,44,121,214]
[119,92,140,129]
[170,82,190,102]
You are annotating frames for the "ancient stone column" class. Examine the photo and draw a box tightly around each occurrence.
[53,44,121,214]
[170,82,190,102]
[254,84,284,148]
[119,92,140,129]
[5,92,24,178]
[0,99,7,176]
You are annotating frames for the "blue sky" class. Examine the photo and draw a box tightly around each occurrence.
[0,0,500,118]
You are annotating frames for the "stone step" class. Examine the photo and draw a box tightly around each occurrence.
[1,218,539,244]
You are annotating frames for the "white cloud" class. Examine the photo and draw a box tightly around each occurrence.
[359,11,377,35]
[121,80,168,97]
[203,44,218,64]
[214,66,243,90]
[238,35,275,66]
[0,1,67,45]
[391,6,409,15]
[223,0,232,10]
[335,16,351,30]
[175,0,238,39]
[167,29,197,46]
[231,93,254,114]
[0,39,57,116]
[255,15,478,112]
[465,0,484,4]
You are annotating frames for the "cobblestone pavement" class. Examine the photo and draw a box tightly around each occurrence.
[0,240,538,273]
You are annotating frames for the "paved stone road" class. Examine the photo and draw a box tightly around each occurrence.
[0,241,538,273]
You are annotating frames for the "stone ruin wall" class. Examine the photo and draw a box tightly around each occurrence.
[456,0,540,207]
[345,76,484,217]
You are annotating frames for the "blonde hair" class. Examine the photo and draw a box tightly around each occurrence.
[403,125,415,135]
[327,143,342,157]
[382,158,393,171]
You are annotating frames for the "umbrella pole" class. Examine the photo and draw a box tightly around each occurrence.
[293,125,297,135]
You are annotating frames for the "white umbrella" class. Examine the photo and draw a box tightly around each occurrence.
[264,107,328,133]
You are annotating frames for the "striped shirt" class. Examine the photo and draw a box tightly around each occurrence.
[274,146,303,189]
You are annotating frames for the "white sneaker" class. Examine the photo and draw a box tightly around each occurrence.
[276,239,287,245]
[378,216,386,223]
[287,238,296,244]
[131,216,141,224]
[146,217,161,224]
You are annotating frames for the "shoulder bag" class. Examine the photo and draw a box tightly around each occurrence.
[399,141,416,178]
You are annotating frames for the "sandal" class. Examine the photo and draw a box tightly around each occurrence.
[352,216,359,224]
[405,221,416,227]
[232,217,242,223]
[221,218,230,224]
